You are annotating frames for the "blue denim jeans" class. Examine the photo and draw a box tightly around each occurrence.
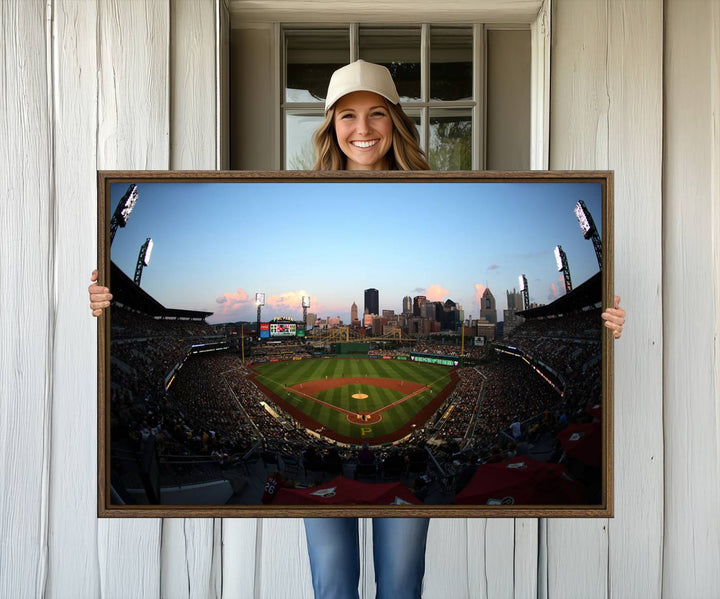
[304,517,430,599]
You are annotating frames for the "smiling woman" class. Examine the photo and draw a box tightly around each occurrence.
[301,59,433,599]
[311,60,430,172]
[333,91,394,170]
[88,59,625,599]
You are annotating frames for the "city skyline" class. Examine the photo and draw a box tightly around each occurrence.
[108,180,605,325]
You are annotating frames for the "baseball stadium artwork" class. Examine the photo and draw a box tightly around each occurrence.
[97,171,614,517]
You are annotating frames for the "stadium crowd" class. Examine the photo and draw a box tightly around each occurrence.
[414,342,488,360]
[246,342,312,362]
[108,302,604,502]
[111,306,217,339]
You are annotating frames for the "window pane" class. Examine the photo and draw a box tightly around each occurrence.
[359,28,421,102]
[430,27,473,101]
[285,112,324,169]
[402,109,423,149]
[429,109,472,170]
[286,30,349,103]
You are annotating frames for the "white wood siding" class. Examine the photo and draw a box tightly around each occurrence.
[47,0,101,596]
[1,0,719,597]
[95,0,169,595]
[549,1,664,598]
[0,1,52,598]
[663,0,720,596]
[163,2,223,598]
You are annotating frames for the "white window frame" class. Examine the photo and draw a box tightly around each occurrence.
[281,23,487,170]
[241,1,551,170]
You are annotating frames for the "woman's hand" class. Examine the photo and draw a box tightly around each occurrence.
[89,269,112,317]
[602,295,625,339]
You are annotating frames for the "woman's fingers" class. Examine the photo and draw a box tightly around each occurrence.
[601,296,626,339]
[89,270,112,316]
[89,287,112,300]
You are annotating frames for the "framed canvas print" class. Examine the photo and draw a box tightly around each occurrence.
[97,170,614,517]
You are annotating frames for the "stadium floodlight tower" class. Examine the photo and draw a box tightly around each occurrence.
[554,245,573,294]
[110,184,139,244]
[255,293,265,338]
[518,274,530,310]
[302,296,311,328]
[133,238,153,286]
[574,199,602,270]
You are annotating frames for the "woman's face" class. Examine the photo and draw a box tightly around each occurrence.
[333,91,394,170]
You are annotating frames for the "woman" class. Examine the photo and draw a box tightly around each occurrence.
[89,60,626,599]
[292,59,434,599]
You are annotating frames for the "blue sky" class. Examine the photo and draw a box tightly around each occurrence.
[109,180,604,324]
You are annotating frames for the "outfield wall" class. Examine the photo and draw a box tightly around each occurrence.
[335,342,370,354]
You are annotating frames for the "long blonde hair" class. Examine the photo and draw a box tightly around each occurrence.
[312,100,430,171]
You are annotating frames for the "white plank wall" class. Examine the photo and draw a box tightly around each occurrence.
[256,519,314,598]
[96,0,169,596]
[604,2,664,597]
[548,3,611,594]
[47,0,101,597]
[663,0,720,596]
[3,0,720,597]
[163,3,222,598]
[0,1,53,598]
[549,1,664,598]
[222,519,259,598]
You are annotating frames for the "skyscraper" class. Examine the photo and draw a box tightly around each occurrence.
[503,288,525,336]
[364,288,379,316]
[402,295,412,314]
[441,299,461,330]
[351,302,358,322]
[413,295,426,317]
[506,288,524,311]
[480,288,497,324]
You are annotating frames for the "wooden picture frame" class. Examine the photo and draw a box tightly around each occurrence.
[98,170,614,517]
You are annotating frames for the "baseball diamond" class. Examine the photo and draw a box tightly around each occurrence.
[250,357,458,444]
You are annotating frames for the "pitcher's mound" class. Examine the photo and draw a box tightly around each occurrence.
[352,393,369,399]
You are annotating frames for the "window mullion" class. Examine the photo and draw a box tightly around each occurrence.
[421,24,430,156]
[277,24,285,170]
[350,23,359,61]
[473,23,485,171]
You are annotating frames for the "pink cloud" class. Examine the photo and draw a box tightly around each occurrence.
[215,288,251,310]
[425,284,450,301]
[548,275,567,301]
[213,288,318,321]
[266,290,311,315]
[472,283,487,313]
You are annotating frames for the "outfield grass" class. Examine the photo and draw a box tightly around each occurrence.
[251,357,452,440]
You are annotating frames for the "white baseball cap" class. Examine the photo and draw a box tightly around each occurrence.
[324,60,400,112]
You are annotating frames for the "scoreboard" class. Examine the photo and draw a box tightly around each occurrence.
[260,322,306,339]
[270,322,296,337]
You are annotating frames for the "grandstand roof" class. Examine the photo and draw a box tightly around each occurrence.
[110,261,213,320]
[518,271,601,319]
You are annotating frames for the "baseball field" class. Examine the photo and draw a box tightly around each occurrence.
[250,357,458,444]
